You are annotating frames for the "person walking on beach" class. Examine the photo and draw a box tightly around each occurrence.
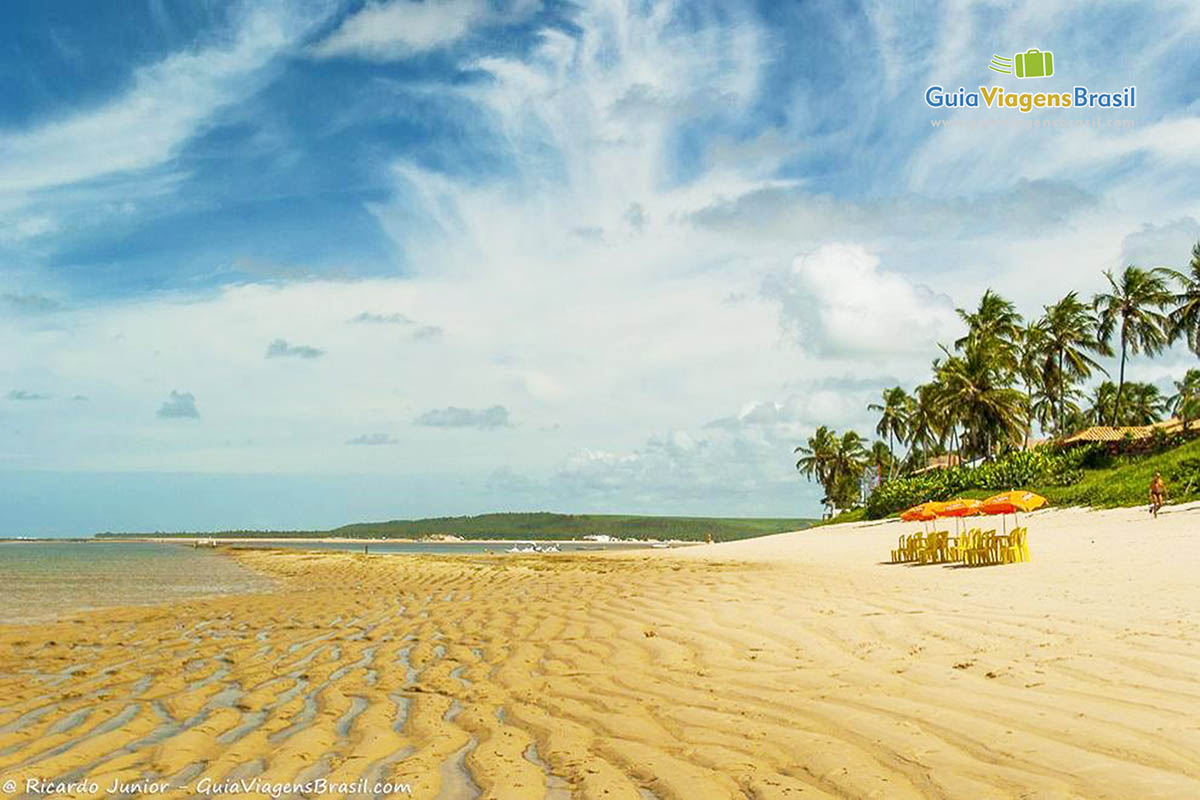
[1149,471,1168,518]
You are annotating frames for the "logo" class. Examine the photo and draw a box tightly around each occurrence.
[924,47,1135,113]
[989,49,1054,79]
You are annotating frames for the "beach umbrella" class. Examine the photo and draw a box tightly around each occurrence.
[981,490,1047,514]
[900,501,938,536]
[981,490,1047,533]
[931,498,983,536]
[932,498,983,517]
[900,502,939,521]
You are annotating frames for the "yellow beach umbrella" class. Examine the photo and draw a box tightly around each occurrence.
[900,502,939,522]
[931,498,983,536]
[981,490,1047,514]
[981,490,1047,534]
[932,498,983,518]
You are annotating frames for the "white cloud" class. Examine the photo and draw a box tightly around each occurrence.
[313,0,511,61]
[0,5,321,199]
[0,215,58,243]
[766,243,958,358]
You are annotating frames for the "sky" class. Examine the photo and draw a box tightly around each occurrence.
[2,0,1200,535]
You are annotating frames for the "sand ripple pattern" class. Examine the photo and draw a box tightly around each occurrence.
[1,549,1198,799]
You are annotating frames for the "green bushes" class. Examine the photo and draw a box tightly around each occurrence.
[865,446,1095,518]
[1169,457,1200,495]
[865,439,1200,516]
[1044,438,1200,508]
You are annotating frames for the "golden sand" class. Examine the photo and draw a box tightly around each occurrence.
[2,505,1199,799]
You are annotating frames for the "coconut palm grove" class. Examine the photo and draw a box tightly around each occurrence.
[797,242,1200,518]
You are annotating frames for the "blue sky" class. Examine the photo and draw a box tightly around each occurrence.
[3,0,1200,535]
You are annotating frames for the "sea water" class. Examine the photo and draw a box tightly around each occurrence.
[0,541,271,623]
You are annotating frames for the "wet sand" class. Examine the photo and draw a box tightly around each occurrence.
[1,505,1198,799]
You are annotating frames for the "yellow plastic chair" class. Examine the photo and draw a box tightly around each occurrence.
[1002,527,1030,563]
[933,531,952,563]
[904,532,926,562]
[984,529,1003,565]
[890,534,908,563]
[950,528,977,563]
[966,530,995,566]
[918,531,945,564]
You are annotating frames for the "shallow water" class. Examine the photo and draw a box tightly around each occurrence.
[223,539,685,555]
[0,541,271,623]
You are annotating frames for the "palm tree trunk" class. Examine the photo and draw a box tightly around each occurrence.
[1026,383,1033,443]
[1112,330,1127,427]
[1058,349,1065,433]
[887,431,894,482]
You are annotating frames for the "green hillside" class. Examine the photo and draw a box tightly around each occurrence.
[1037,438,1200,508]
[96,512,815,542]
[821,437,1200,526]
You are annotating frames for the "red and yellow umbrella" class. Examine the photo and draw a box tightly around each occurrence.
[932,498,983,518]
[981,490,1047,515]
[900,502,939,522]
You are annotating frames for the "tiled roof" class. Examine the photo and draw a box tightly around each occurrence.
[1060,417,1184,444]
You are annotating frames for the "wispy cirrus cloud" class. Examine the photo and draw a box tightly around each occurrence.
[0,6,323,200]
[312,0,523,61]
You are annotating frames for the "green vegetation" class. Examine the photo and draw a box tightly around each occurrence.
[1040,438,1200,508]
[796,240,1200,519]
[864,447,1093,518]
[794,427,868,514]
[824,437,1200,522]
[96,513,815,542]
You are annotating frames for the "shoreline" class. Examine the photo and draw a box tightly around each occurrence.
[6,536,704,546]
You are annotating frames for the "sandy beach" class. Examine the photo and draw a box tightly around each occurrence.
[1,505,1198,799]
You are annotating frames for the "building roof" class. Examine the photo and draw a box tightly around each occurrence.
[1060,417,1184,444]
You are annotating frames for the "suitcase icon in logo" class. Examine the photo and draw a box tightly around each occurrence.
[1014,49,1053,78]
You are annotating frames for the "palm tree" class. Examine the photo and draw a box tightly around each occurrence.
[867,386,909,480]
[1169,369,1200,432]
[1018,320,1049,439]
[936,343,1028,460]
[1166,242,1200,355]
[1093,266,1174,426]
[868,440,894,481]
[1123,383,1166,426]
[1039,292,1109,434]
[904,383,945,470]
[830,431,869,508]
[955,289,1023,376]
[795,426,837,489]
[1087,381,1119,425]
[796,427,869,514]
[1087,381,1164,426]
